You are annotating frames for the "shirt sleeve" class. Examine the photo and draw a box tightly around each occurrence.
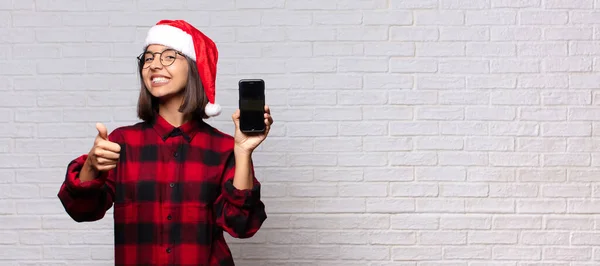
[214,151,267,239]
[57,130,121,222]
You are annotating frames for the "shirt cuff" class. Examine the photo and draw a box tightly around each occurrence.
[222,179,261,209]
[64,155,107,196]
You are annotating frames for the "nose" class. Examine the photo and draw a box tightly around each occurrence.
[149,56,162,69]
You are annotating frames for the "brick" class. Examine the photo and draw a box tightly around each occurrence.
[417,199,465,213]
[417,43,466,57]
[546,216,594,230]
[420,231,467,244]
[444,246,491,259]
[364,137,411,151]
[414,10,465,25]
[441,215,491,229]
[440,26,489,41]
[415,136,463,150]
[492,247,541,260]
[468,167,515,182]
[545,0,593,9]
[545,27,593,40]
[466,107,516,121]
[337,27,388,41]
[338,58,388,72]
[543,57,593,72]
[417,167,467,181]
[392,247,442,260]
[391,27,439,41]
[568,200,600,213]
[290,214,389,229]
[340,246,390,260]
[390,152,437,166]
[468,231,518,244]
[315,168,362,182]
[466,11,517,25]
[337,0,387,9]
[466,198,515,213]
[390,59,437,73]
[542,184,591,197]
[492,0,541,7]
[439,59,490,74]
[491,27,541,40]
[493,215,542,229]
[390,0,438,9]
[314,74,362,89]
[543,247,592,261]
[364,167,413,182]
[443,0,490,9]
[518,43,568,56]
[521,232,570,245]
[313,42,363,56]
[542,91,592,105]
[443,183,489,197]
[541,122,592,137]
[367,198,415,213]
[314,11,363,25]
[1,247,42,260]
[489,184,538,198]
[441,122,489,136]
[517,199,567,213]
[363,11,412,25]
[465,137,513,151]
[369,231,415,245]
[391,183,438,197]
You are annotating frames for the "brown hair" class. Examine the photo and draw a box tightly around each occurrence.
[136,52,209,123]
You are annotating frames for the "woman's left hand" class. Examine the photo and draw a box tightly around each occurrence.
[232,105,273,156]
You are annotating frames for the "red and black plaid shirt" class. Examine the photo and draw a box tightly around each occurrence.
[57,115,267,265]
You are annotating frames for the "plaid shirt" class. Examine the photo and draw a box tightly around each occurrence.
[57,115,267,265]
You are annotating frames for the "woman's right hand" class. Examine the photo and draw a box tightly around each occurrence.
[80,123,121,182]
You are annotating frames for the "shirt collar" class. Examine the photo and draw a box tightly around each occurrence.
[151,114,202,142]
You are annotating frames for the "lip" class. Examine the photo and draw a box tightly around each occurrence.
[151,74,170,79]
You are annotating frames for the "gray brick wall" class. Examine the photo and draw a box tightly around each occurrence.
[2,0,600,265]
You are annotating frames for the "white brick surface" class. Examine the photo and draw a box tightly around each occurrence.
[2,1,600,265]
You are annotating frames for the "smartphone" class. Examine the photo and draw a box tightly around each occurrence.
[239,79,266,133]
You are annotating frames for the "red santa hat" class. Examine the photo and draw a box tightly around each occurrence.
[144,19,221,117]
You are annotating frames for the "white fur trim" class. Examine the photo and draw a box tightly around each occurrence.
[205,102,221,117]
[145,25,196,61]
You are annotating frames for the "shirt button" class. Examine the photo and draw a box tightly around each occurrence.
[166,248,171,253]
[169,183,174,188]
[173,151,179,157]
[167,215,172,220]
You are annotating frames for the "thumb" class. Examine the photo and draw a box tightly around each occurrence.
[96,122,108,140]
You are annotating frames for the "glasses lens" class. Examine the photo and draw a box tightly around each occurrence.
[161,50,177,66]
[141,52,153,68]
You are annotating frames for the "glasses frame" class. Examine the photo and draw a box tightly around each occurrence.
[137,48,184,69]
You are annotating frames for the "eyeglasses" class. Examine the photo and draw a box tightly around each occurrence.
[137,48,184,69]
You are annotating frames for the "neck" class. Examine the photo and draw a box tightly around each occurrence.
[158,94,188,127]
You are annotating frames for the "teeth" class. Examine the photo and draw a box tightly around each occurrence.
[152,77,170,83]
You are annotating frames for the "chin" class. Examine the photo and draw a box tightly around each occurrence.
[147,85,183,100]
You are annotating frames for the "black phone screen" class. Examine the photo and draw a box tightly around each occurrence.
[239,79,265,133]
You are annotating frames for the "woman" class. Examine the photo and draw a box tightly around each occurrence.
[57,19,272,265]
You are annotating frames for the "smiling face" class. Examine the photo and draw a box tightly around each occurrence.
[140,44,189,100]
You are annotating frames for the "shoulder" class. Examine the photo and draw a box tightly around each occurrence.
[199,120,235,151]
[202,121,234,141]
[107,122,147,143]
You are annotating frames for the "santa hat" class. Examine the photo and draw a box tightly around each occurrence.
[144,19,221,117]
